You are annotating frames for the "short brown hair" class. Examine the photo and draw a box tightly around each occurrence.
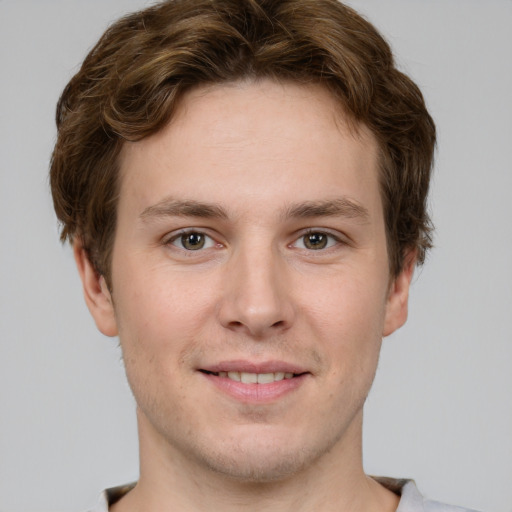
[50,0,436,282]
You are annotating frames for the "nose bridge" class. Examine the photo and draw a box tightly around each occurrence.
[219,236,293,337]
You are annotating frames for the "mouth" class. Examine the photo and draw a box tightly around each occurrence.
[198,363,310,402]
[199,370,303,384]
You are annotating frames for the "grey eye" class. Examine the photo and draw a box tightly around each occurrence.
[293,231,338,251]
[303,233,328,250]
[171,232,215,251]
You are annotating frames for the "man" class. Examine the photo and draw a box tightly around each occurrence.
[50,1,477,511]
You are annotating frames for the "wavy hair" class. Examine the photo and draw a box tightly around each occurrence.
[50,0,436,282]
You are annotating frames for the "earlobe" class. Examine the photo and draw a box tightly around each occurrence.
[382,251,416,337]
[73,240,118,337]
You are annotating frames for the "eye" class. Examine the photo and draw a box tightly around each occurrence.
[293,231,338,250]
[169,231,216,251]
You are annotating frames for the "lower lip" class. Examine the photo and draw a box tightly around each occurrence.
[200,373,308,403]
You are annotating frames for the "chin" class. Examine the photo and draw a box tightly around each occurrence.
[199,447,311,483]
[188,426,339,484]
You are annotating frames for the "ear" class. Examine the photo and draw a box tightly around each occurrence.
[73,240,118,337]
[382,250,416,337]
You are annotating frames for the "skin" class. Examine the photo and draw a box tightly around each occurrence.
[75,79,414,512]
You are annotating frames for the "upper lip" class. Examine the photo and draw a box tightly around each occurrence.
[199,360,309,375]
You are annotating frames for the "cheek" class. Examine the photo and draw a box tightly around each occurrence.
[113,258,216,334]
[301,272,387,377]
[111,261,221,387]
[112,279,200,412]
[302,270,388,334]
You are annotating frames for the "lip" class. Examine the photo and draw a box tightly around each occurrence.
[198,360,310,403]
[200,360,308,375]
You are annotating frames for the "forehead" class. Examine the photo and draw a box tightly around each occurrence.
[117,79,381,220]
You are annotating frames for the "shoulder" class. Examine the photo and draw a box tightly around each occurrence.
[86,490,108,512]
[86,483,136,512]
[375,477,481,512]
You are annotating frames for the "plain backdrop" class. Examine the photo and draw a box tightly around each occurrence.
[1,1,511,511]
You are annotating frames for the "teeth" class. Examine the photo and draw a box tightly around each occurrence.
[241,372,258,384]
[217,371,296,383]
[257,373,275,384]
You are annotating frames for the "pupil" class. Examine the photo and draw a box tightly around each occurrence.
[306,233,327,249]
[183,233,204,250]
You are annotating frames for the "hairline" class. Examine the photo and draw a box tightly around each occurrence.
[97,78,396,287]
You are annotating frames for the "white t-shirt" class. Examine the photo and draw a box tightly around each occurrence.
[89,478,480,512]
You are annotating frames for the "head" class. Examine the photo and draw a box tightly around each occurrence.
[50,0,436,486]
[50,0,435,288]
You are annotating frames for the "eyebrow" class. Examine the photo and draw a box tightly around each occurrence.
[139,197,369,223]
[139,198,229,221]
[282,198,370,222]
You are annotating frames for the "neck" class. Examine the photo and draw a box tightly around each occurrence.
[110,411,399,512]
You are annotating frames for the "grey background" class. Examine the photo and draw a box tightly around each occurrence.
[1,1,511,511]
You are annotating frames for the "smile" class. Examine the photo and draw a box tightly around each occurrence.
[201,370,297,384]
[199,364,309,403]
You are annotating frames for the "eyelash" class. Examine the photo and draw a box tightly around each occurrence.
[165,229,218,251]
[292,229,343,251]
[164,228,344,253]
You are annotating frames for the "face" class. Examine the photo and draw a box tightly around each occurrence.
[77,80,413,482]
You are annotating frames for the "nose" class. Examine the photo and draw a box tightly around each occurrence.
[217,243,295,338]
